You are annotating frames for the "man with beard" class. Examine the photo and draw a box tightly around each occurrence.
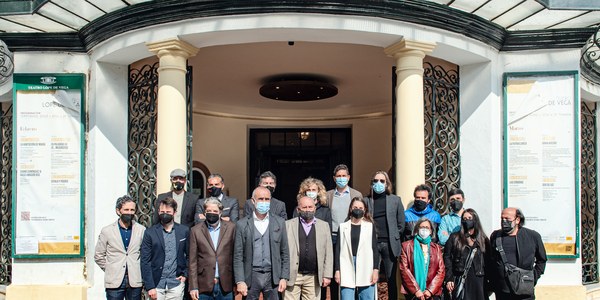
[403,184,441,241]
[284,195,333,300]
[154,168,199,228]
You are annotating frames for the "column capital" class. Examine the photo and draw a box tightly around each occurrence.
[384,39,436,58]
[146,39,199,59]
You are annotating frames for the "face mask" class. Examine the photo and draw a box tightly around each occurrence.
[372,182,386,194]
[172,181,184,191]
[265,186,275,194]
[450,200,463,212]
[306,191,318,200]
[418,228,431,239]
[120,214,134,224]
[335,177,349,188]
[351,208,364,219]
[501,219,515,234]
[256,201,270,214]
[205,212,220,225]
[208,187,222,197]
[159,213,173,225]
[299,210,315,221]
[462,219,475,230]
[413,200,428,212]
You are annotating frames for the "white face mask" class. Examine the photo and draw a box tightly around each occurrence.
[418,228,431,239]
[306,191,318,200]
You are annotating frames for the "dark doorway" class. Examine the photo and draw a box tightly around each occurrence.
[249,128,352,218]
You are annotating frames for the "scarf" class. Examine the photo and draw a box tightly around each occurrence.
[413,235,431,291]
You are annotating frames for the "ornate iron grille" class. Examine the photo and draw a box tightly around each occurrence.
[423,62,460,213]
[128,63,193,227]
[0,103,12,284]
[128,63,159,227]
[581,26,600,85]
[582,101,598,285]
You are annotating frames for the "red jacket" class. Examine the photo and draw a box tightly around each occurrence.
[399,239,445,296]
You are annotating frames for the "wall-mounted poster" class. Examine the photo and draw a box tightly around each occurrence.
[503,71,579,258]
[12,74,85,258]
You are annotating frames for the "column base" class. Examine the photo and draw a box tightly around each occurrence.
[536,285,585,299]
[7,284,87,300]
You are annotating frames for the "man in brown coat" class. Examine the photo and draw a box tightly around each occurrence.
[189,197,236,300]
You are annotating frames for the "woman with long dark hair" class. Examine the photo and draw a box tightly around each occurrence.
[443,208,491,300]
[334,197,379,300]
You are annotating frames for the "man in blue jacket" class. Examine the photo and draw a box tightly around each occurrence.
[403,184,441,241]
[142,197,190,300]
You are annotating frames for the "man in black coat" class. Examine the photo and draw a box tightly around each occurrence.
[490,207,547,300]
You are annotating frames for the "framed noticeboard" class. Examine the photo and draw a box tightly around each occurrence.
[503,71,579,258]
[12,74,85,258]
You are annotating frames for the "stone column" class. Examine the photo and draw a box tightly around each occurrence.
[147,39,198,194]
[384,39,435,207]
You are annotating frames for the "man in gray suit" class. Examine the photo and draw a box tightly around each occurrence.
[244,171,287,220]
[196,174,239,224]
[284,196,333,300]
[95,195,146,300]
[234,186,289,300]
[154,168,199,228]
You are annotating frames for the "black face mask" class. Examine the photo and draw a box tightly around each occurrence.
[413,200,428,212]
[265,186,275,194]
[208,187,222,197]
[120,214,134,224]
[450,200,463,212]
[501,219,515,234]
[159,213,173,225]
[351,209,365,219]
[462,219,475,230]
[172,181,184,191]
[205,213,220,225]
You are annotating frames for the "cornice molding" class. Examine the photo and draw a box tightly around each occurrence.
[0,0,595,53]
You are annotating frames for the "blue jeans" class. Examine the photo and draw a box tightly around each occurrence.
[106,275,142,300]
[198,281,233,300]
[340,285,375,300]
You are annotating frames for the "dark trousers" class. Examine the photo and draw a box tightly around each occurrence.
[246,270,278,300]
[377,241,398,300]
[495,292,535,300]
[106,275,142,300]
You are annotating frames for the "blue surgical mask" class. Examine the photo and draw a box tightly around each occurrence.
[335,177,349,188]
[256,201,270,214]
[372,181,386,194]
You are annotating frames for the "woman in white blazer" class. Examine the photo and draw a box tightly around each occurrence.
[334,197,379,300]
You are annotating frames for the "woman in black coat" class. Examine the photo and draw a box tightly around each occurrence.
[292,177,332,228]
[443,208,491,300]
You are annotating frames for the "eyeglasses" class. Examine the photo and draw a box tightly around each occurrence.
[372,179,386,184]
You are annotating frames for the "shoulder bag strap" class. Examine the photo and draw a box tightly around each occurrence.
[460,247,477,279]
[495,236,510,272]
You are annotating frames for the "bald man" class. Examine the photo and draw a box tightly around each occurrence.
[489,207,547,300]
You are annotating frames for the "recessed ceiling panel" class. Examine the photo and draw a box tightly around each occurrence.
[54,0,104,21]
[38,2,88,29]
[0,18,42,32]
[550,11,600,29]
[2,14,75,32]
[474,0,523,20]
[427,0,453,5]
[448,0,489,13]
[492,1,545,28]
[510,9,587,30]
[88,0,127,13]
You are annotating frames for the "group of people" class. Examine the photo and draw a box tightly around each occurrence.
[94,165,548,300]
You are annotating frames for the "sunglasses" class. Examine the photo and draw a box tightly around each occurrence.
[372,179,386,184]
